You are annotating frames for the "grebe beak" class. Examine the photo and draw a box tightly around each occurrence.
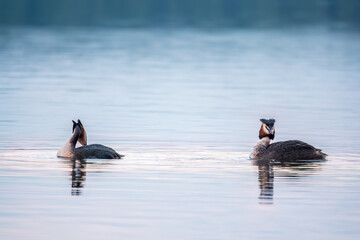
[268,128,274,135]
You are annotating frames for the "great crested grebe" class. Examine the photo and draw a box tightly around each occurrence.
[250,119,326,161]
[57,120,123,159]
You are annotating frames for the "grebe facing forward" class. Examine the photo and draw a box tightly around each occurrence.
[250,119,326,161]
[57,120,123,159]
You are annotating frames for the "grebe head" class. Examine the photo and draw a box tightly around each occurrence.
[71,120,87,145]
[259,118,275,140]
[77,119,87,146]
[72,120,78,133]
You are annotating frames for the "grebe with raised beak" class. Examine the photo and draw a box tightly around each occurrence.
[57,120,122,159]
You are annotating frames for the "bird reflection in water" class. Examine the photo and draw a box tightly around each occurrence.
[252,159,325,205]
[254,159,274,203]
[61,159,115,196]
[71,159,87,195]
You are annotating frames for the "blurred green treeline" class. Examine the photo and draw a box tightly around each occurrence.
[0,0,359,28]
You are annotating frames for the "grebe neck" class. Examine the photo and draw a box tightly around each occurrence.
[259,137,271,146]
[250,137,271,159]
[69,128,81,148]
[57,126,81,158]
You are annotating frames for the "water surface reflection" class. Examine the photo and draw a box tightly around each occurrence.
[70,159,87,195]
[253,159,326,204]
[0,27,360,240]
[62,159,115,196]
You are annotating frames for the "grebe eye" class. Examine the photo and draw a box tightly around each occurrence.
[265,126,269,130]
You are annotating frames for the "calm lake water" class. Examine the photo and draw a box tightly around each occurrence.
[0,27,360,240]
